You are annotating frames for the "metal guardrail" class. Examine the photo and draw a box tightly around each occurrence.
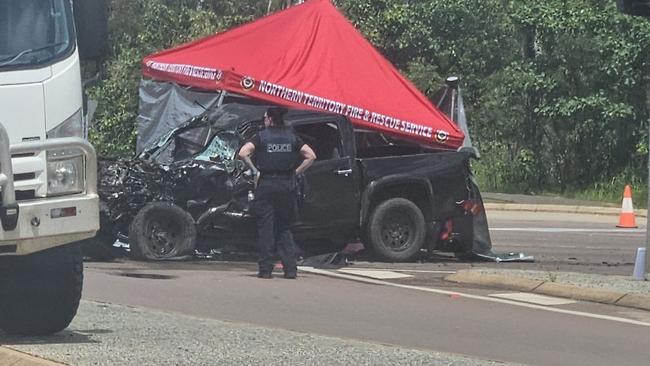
[0,123,98,208]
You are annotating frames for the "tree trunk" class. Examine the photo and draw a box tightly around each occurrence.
[521,25,544,190]
[269,0,300,13]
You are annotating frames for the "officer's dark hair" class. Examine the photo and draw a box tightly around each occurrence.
[267,107,288,126]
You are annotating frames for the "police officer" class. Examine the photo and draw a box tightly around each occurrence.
[238,107,316,279]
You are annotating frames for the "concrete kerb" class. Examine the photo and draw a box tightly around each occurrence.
[483,203,648,217]
[0,346,65,366]
[445,270,650,312]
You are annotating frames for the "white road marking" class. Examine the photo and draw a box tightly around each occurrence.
[617,310,650,323]
[489,292,578,306]
[491,228,645,233]
[496,243,638,250]
[337,269,414,279]
[299,266,650,328]
[344,269,456,274]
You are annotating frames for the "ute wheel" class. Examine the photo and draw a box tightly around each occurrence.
[129,202,196,261]
[0,244,83,335]
[366,198,426,261]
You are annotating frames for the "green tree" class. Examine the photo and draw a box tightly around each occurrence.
[90,0,264,157]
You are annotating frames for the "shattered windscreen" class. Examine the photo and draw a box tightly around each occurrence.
[139,97,269,166]
[194,132,241,173]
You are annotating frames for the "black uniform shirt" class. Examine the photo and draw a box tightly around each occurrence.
[248,130,305,152]
[247,127,305,171]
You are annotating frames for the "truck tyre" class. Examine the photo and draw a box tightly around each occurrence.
[129,202,196,261]
[366,198,426,261]
[0,244,83,335]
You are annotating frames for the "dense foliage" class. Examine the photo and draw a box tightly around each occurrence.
[90,0,650,198]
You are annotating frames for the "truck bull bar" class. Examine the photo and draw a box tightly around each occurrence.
[0,122,97,231]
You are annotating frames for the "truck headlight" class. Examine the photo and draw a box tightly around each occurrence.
[46,109,86,195]
[47,154,83,196]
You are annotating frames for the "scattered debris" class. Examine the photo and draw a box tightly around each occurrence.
[472,252,535,263]
[299,252,349,269]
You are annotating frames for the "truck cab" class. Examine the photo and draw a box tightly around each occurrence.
[0,0,85,199]
[0,0,108,336]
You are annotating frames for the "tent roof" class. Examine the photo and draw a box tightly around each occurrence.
[142,0,463,149]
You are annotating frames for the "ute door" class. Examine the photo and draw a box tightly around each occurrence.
[292,120,359,232]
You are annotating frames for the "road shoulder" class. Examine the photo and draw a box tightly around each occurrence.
[0,346,65,366]
[445,269,650,311]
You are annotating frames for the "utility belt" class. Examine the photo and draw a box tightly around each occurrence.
[260,170,294,178]
[256,171,305,207]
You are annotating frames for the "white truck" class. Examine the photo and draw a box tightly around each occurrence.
[0,0,107,335]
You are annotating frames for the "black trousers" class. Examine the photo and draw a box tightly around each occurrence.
[251,177,298,275]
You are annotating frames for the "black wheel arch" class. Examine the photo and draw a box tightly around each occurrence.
[361,175,434,227]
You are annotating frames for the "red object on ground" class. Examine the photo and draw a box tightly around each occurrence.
[142,0,464,149]
[440,219,453,241]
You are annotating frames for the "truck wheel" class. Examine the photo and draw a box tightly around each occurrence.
[129,202,196,261]
[0,244,83,335]
[366,198,426,261]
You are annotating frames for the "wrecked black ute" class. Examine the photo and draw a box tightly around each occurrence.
[87,99,493,262]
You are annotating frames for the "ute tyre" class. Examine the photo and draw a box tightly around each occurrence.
[129,202,196,261]
[0,244,83,335]
[366,198,426,262]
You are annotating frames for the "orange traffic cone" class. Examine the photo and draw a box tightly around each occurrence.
[617,185,638,228]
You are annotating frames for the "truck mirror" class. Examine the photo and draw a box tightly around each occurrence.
[617,0,650,17]
[73,0,109,60]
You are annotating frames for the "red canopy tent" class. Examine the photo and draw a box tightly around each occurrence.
[142,0,464,149]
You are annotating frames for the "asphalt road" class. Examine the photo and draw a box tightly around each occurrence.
[337,210,645,277]
[47,260,650,366]
[485,211,645,275]
[2,210,649,366]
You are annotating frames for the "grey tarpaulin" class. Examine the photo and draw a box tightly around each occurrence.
[455,90,478,156]
[434,77,479,158]
[469,176,492,255]
[137,79,222,153]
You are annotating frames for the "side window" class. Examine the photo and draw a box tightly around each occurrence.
[293,122,343,161]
